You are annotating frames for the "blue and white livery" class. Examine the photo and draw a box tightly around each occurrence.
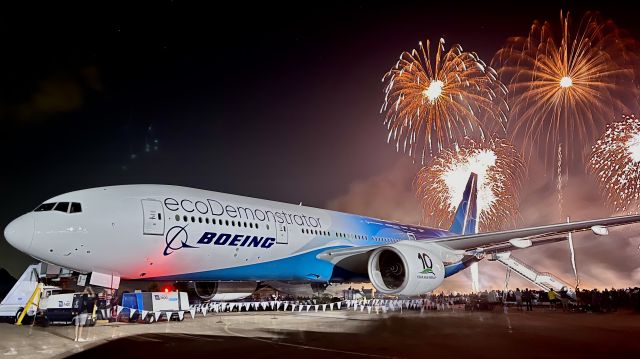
[4,174,640,298]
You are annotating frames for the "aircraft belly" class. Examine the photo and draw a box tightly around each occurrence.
[149,245,349,282]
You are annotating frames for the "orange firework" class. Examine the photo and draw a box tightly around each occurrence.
[382,38,508,163]
[493,11,638,169]
[414,138,526,232]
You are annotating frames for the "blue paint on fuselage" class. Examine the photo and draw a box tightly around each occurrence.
[151,246,352,282]
[151,217,460,283]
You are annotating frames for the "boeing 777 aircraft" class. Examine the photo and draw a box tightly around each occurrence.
[4,174,640,299]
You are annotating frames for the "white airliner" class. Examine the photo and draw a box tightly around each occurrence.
[4,174,640,299]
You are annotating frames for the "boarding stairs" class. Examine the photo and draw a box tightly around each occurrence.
[0,264,43,319]
[0,263,72,320]
[492,252,576,299]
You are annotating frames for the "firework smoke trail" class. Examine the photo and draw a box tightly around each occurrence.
[588,115,640,213]
[557,144,564,217]
[382,38,508,163]
[493,11,638,170]
[414,139,526,232]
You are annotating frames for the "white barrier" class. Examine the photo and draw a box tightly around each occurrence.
[115,298,439,322]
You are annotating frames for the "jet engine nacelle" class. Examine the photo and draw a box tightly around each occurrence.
[367,241,445,296]
[191,281,257,301]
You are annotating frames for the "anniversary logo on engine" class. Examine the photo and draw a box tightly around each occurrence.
[417,252,436,279]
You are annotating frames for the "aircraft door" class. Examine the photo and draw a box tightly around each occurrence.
[141,199,165,235]
[276,222,288,244]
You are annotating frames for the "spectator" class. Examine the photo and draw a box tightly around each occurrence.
[515,288,523,311]
[592,289,602,312]
[601,288,611,313]
[548,288,558,310]
[523,289,533,311]
[73,293,89,341]
[487,290,498,304]
[559,287,571,312]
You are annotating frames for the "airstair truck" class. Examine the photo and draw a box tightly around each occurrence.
[0,264,79,324]
[0,264,45,322]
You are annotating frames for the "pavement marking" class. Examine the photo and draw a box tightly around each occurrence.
[126,335,162,342]
[504,313,513,333]
[223,322,397,358]
[168,333,223,341]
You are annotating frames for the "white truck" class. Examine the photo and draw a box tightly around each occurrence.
[36,291,98,326]
[121,291,190,323]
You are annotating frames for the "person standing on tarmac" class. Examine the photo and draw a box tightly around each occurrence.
[515,288,523,311]
[523,289,533,311]
[559,287,571,312]
[73,287,95,342]
[548,288,558,310]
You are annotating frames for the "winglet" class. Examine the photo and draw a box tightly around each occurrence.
[449,173,479,235]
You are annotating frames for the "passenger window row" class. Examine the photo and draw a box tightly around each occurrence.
[301,228,330,236]
[173,214,265,230]
[337,232,367,240]
[373,236,396,243]
[34,202,82,214]
[301,228,368,241]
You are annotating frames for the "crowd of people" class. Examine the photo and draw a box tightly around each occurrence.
[419,287,640,313]
[572,288,640,312]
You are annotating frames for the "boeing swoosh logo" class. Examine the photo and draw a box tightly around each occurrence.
[163,225,198,256]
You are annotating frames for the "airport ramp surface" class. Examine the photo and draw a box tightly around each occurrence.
[0,310,639,358]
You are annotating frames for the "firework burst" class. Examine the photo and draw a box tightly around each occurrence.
[493,11,638,169]
[588,114,640,213]
[382,38,508,163]
[414,139,525,232]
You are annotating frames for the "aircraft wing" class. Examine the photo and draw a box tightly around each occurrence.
[318,173,640,262]
[317,214,640,265]
[433,214,640,251]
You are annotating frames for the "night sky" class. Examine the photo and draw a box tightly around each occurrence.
[2,1,639,289]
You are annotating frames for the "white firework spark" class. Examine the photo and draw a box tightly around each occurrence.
[588,114,640,213]
[415,139,526,231]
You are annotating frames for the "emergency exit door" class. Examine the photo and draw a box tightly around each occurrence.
[142,199,165,235]
[276,222,288,244]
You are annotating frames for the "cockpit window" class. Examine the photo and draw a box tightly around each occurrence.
[69,202,82,213]
[54,202,69,213]
[34,201,82,213]
[34,203,56,211]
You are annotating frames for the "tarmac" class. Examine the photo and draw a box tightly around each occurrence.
[1,308,639,358]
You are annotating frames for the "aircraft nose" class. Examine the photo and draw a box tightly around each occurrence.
[4,213,34,253]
